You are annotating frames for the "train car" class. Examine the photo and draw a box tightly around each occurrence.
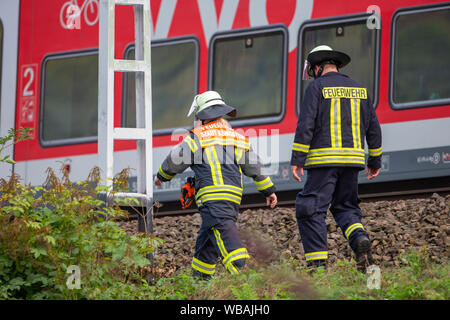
[0,0,449,209]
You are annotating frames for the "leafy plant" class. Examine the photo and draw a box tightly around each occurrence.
[0,127,33,164]
[0,165,162,299]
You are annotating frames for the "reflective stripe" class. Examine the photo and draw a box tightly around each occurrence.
[184,136,198,153]
[254,177,274,191]
[196,185,243,199]
[305,148,365,166]
[195,185,243,205]
[308,148,365,157]
[205,147,219,185]
[223,248,250,270]
[211,147,224,185]
[369,147,382,157]
[330,98,342,148]
[235,147,245,163]
[330,98,336,147]
[350,99,361,149]
[305,251,328,261]
[197,194,241,205]
[356,99,361,149]
[239,166,243,188]
[197,184,243,193]
[158,165,174,180]
[200,138,250,150]
[305,157,365,166]
[293,142,310,153]
[345,223,365,239]
[228,264,239,274]
[192,257,216,275]
[212,228,228,258]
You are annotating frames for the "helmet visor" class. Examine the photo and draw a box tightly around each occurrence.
[302,59,310,80]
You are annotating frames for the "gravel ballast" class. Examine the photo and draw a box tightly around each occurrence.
[118,193,450,274]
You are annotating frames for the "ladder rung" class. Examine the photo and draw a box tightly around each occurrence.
[113,128,149,140]
[114,59,147,73]
[115,0,146,6]
[98,191,151,207]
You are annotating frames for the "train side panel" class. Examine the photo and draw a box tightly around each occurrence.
[6,0,450,204]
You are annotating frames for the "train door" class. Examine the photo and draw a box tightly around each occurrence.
[0,0,20,179]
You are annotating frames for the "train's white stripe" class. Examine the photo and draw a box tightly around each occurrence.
[11,117,450,186]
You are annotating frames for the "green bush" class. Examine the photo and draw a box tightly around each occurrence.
[0,167,162,299]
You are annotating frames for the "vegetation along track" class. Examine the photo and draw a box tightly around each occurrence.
[117,187,450,277]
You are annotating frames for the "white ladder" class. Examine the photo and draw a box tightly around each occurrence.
[98,0,153,231]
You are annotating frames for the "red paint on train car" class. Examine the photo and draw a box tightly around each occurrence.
[13,0,450,163]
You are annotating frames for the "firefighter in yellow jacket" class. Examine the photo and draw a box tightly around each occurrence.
[154,91,277,279]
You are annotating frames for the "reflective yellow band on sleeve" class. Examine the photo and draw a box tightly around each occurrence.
[293,142,310,153]
[158,165,174,180]
[254,177,274,191]
[368,147,382,157]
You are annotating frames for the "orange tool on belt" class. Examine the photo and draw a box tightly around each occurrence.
[180,177,195,209]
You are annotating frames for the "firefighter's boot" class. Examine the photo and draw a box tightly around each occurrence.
[355,236,373,272]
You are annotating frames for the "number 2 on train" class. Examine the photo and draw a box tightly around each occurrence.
[21,65,37,97]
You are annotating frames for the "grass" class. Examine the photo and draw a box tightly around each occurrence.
[145,249,449,300]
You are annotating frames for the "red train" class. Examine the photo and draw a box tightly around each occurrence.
[0,0,449,204]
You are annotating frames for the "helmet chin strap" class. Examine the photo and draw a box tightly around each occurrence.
[313,61,339,79]
[314,65,324,79]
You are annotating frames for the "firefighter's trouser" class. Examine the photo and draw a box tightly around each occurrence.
[191,203,250,278]
[295,167,369,266]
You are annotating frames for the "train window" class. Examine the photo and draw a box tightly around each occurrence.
[41,51,98,145]
[298,15,379,110]
[210,26,287,123]
[391,5,450,109]
[123,38,198,132]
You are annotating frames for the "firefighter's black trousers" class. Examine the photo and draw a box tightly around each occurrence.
[295,167,369,265]
[191,202,250,277]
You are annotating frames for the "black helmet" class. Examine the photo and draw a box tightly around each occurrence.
[303,45,351,79]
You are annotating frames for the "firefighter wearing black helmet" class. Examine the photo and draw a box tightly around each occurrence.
[291,45,382,272]
[155,91,278,279]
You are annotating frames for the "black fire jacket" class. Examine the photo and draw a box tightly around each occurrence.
[291,72,382,170]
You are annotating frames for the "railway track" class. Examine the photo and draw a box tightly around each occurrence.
[134,176,450,219]
[116,182,449,272]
